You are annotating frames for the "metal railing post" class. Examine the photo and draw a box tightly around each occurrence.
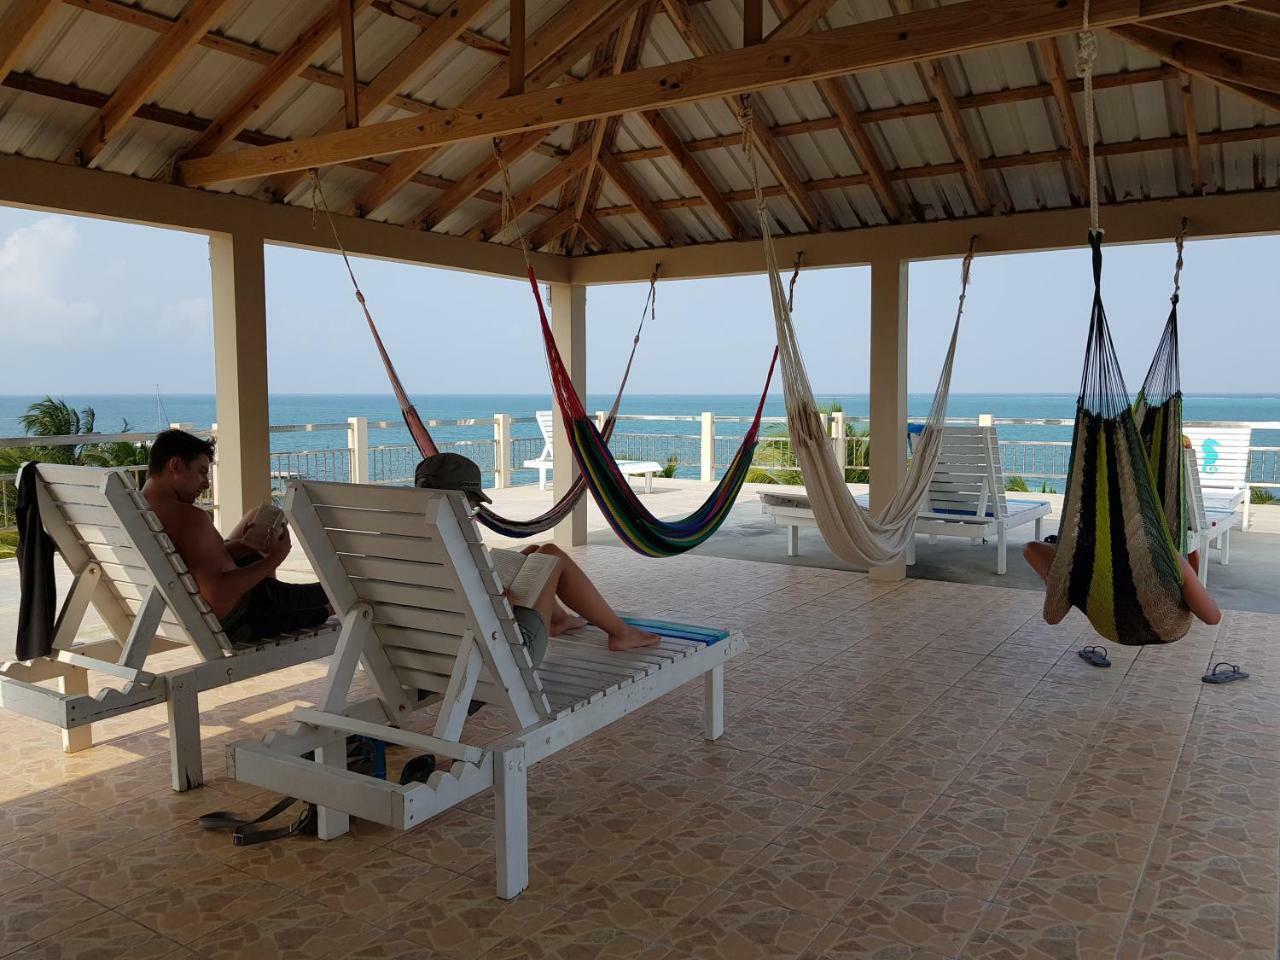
[700,412,715,482]
[978,413,994,426]
[493,413,511,489]
[348,417,369,484]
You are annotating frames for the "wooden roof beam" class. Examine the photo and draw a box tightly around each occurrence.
[369,1,508,57]
[597,150,679,245]
[1113,23,1280,107]
[467,141,594,240]
[0,0,61,84]
[549,37,618,254]
[640,109,745,239]
[1036,37,1091,203]
[1141,6,1280,62]
[340,0,361,128]
[183,0,372,160]
[178,0,1242,187]
[60,0,235,166]
[409,0,643,231]
[262,0,497,204]
[772,0,901,223]
[526,207,577,250]
[1180,72,1202,194]
[346,0,631,219]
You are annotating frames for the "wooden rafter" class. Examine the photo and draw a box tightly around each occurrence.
[508,0,525,95]
[591,121,1280,217]
[773,0,900,223]
[263,0,496,204]
[597,150,679,245]
[183,0,372,160]
[347,0,628,219]
[1143,6,1280,62]
[526,207,577,250]
[409,0,642,231]
[369,0,508,56]
[60,0,234,166]
[1036,37,1090,203]
[1180,72,1203,194]
[467,142,594,241]
[664,0,822,231]
[744,0,763,46]
[0,0,61,84]
[566,3,653,254]
[639,109,745,239]
[176,0,1244,188]
[766,0,841,41]
[340,0,361,128]
[1113,24,1280,105]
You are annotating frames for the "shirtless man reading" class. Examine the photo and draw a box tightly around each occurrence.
[142,429,331,647]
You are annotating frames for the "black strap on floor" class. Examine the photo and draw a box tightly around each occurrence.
[198,796,317,846]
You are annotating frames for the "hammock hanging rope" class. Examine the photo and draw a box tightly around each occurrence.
[1040,4,1191,645]
[307,172,654,538]
[1134,219,1188,552]
[743,98,972,568]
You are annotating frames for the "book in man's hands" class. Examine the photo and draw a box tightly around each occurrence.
[240,503,286,555]
[489,548,560,608]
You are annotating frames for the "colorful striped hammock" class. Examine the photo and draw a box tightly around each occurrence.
[1043,232,1192,645]
[530,269,778,558]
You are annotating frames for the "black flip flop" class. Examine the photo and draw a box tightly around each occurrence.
[399,754,437,785]
[1202,662,1249,684]
[1079,645,1111,668]
[1044,535,1059,544]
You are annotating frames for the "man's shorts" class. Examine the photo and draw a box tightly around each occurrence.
[513,605,548,667]
[220,577,330,647]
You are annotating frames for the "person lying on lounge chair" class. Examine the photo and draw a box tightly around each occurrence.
[1022,539,1221,625]
[414,453,660,660]
[142,429,331,646]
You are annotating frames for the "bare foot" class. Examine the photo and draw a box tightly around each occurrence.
[608,625,661,651]
[550,614,588,636]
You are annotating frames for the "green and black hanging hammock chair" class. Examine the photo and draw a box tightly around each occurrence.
[1042,231,1192,646]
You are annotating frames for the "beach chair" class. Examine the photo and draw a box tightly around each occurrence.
[1184,446,1241,586]
[228,480,746,899]
[760,426,1050,574]
[1183,426,1252,515]
[523,410,662,492]
[0,463,338,790]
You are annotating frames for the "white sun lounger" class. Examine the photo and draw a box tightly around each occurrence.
[228,479,745,899]
[1184,446,1241,586]
[0,463,339,790]
[523,410,662,491]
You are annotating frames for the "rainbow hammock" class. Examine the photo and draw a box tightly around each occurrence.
[530,269,778,558]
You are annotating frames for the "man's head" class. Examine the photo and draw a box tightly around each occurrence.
[147,429,216,504]
[414,452,491,508]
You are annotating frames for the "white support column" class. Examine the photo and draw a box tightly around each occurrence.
[700,412,715,482]
[831,410,847,472]
[493,413,511,489]
[551,282,587,547]
[869,258,909,582]
[347,417,369,484]
[211,231,270,531]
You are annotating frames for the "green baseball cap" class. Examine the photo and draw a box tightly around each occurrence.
[413,452,492,503]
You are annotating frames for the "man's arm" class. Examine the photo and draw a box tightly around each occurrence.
[181,518,292,616]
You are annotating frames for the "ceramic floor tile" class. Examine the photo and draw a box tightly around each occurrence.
[553,861,714,938]
[660,889,827,960]
[114,865,295,945]
[3,910,179,960]
[721,846,870,921]
[385,874,559,960]
[878,826,1021,901]
[963,903,1122,960]
[831,872,988,959]
[0,879,107,957]
[305,848,462,923]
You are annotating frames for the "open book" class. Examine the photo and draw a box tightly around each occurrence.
[490,548,560,609]
[240,502,286,555]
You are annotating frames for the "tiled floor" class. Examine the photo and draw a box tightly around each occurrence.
[1,546,1277,959]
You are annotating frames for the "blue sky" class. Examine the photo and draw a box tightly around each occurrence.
[2,204,1277,396]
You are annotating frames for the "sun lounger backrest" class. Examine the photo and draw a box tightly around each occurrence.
[1183,446,1211,536]
[284,480,549,727]
[1183,426,1251,492]
[925,426,1009,519]
[533,411,554,462]
[28,463,231,658]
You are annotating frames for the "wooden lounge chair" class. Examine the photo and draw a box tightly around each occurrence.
[228,479,746,898]
[0,463,339,790]
[1183,425,1253,530]
[1184,446,1241,586]
[523,410,662,492]
[760,426,1050,574]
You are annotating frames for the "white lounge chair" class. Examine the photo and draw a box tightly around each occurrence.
[1184,446,1241,586]
[1183,425,1252,530]
[523,410,663,492]
[0,463,339,791]
[760,425,1050,575]
[229,479,745,899]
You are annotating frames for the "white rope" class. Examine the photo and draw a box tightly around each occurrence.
[1171,217,1187,304]
[738,98,973,567]
[1078,0,1101,234]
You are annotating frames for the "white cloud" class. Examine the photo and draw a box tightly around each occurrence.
[0,217,105,346]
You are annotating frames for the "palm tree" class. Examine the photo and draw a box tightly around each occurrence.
[0,397,149,472]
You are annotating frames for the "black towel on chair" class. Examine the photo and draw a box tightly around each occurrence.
[15,465,57,661]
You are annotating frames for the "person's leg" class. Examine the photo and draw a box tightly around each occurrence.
[244,580,332,641]
[1179,554,1221,625]
[519,545,584,633]
[1022,540,1055,581]
[531,544,659,651]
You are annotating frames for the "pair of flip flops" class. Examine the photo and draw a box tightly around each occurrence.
[1202,662,1249,684]
[1079,645,1111,668]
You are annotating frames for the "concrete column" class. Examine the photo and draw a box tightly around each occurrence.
[869,258,909,582]
[550,282,587,547]
[348,417,369,484]
[210,231,270,531]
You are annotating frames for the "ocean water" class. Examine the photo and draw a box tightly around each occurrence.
[3,393,1277,487]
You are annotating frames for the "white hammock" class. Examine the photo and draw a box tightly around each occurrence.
[745,106,971,567]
